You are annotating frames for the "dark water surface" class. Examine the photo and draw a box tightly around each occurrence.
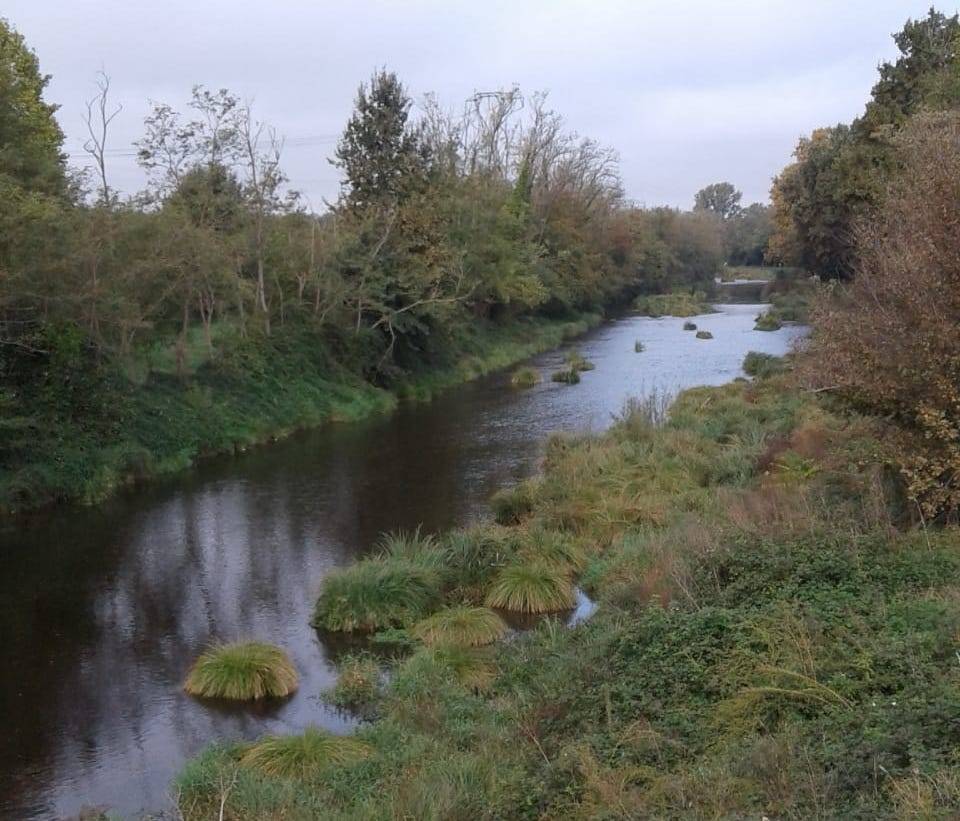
[0,304,805,819]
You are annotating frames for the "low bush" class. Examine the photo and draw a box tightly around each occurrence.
[184,641,298,700]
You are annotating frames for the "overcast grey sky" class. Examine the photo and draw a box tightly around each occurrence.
[5,1,945,210]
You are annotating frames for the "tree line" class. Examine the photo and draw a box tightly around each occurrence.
[0,18,769,392]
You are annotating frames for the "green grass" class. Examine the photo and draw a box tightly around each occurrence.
[743,351,787,379]
[239,727,371,779]
[1,313,602,515]
[551,368,581,384]
[633,290,716,317]
[179,377,960,820]
[565,350,595,372]
[412,605,508,647]
[323,654,382,709]
[312,558,443,632]
[754,311,783,331]
[490,480,537,525]
[183,642,298,701]
[485,562,576,613]
[509,366,540,388]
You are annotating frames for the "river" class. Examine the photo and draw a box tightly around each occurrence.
[0,303,806,820]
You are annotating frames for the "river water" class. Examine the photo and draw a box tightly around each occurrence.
[0,303,805,820]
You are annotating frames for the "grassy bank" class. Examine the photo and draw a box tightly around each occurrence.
[0,313,597,515]
[176,365,960,820]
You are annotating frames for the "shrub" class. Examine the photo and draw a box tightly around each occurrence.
[743,352,786,379]
[485,563,576,613]
[184,641,298,700]
[754,311,782,331]
[412,605,508,646]
[324,654,381,708]
[683,321,697,331]
[695,330,714,339]
[802,112,960,516]
[239,727,371,779]
[510,366,540,388]
[312,559,442,632]
[551,368,581,384]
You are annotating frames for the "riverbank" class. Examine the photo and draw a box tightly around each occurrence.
[177,365,960,819]
[0,313,598,515]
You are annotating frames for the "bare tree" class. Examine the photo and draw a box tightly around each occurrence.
[82,71,122,205]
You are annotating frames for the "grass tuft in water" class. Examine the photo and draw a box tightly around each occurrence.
[324,653,382,709]
[695,330,714,339]
[510,366,540,388]
[485,562,576,613]
[634,340,645,353]
[412,604,508,647]
[312,559,442,632]
[551,368,581,384]
[754,311,783,331]
[184,641,298,700]
[565,350,595,372]
[398,643,498,692]
[683,321,697,331]
[239,726,371,779]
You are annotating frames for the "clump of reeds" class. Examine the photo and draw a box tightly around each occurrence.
[412,604,508,647]
[184,641,298,700]
[239,726,370,779]
[695,330,714,339]
[510,366,540,388]
[634,340,645,352]
[325,653,381,708]
[551,368,581,384]
[485,562,576,613]
[565,350,595,371]
[312,558,442,632]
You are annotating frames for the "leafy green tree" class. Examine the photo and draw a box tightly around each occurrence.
[693,182,741,220]
[333,70,426,211]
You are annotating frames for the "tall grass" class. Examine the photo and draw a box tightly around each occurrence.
[412,605,508,646]
[485,563,576,613]
[240,727,371,779]
[184,642,298,700]
[565,350,595,372]
[312,558,442,632]
[510,366,540,388]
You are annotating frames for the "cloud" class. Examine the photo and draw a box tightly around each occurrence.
[5,0,931,208]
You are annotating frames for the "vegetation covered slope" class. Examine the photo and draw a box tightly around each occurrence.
[177,371,960,820]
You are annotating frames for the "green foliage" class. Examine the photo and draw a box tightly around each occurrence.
[509,366,539,388]
[240,727,371,779]
[694,181,742,220]
[551,368,581,384]
[412,605,508,647]
[312,558,443,632]
[633,290,715,317]
[753,311,782,331]
[323,654,382,709]
[742,352,786,379]
[183,642,298,701]
[397,643,498,692]
[485,562,576,613]
[564,349,595,372]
